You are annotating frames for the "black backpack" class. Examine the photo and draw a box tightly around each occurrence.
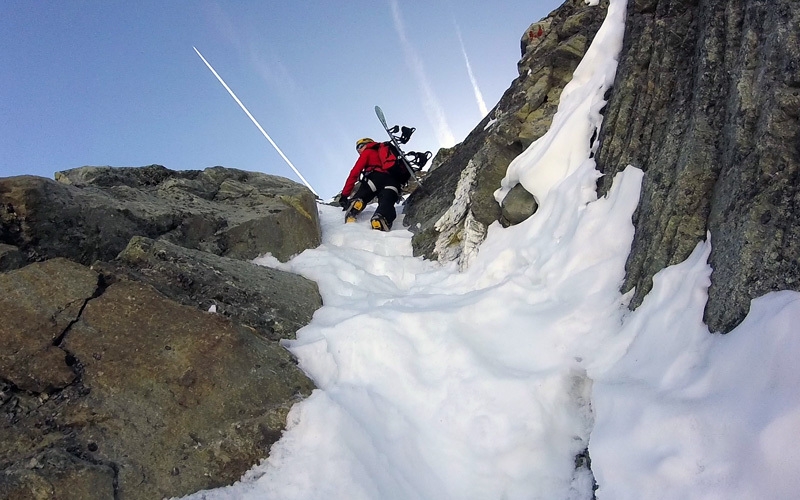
[365,142,411,185]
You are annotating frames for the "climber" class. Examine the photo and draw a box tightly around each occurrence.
[337,137,411,231]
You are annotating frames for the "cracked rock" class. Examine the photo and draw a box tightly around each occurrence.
[0,258,98,392]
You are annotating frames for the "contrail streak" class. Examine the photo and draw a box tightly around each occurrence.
[388,0,455,148]
[193,46,319,197]
[454,22,488,118]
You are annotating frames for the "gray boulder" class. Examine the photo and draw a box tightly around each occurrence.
[0,165,320,266]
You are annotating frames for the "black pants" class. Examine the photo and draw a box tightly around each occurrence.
[351,171,401,225]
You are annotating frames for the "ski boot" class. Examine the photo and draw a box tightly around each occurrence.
[370,214,391,231]
[344,198,365,223]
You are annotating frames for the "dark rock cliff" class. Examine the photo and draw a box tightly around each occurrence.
[0,166,322,499]
[2,164,321,265]
[595,0,800,332]
[405,0,799,333]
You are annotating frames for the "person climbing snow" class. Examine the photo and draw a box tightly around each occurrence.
[338,137,411,231]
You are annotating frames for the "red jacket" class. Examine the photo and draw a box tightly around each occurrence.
[341,141,383,197]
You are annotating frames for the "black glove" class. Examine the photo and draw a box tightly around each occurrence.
[338,195,350,210]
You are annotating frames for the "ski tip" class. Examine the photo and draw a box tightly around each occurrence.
[375,105,387,124]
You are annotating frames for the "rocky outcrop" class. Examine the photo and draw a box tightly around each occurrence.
[404,0,609,265]
[93,236,321,342]
[406,0,798,332]
[1,165,320,265]
[0,259,95,394]
[0,259,314,499]
[0,165,323,499]
[594,0,800,332]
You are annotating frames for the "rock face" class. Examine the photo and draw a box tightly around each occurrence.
[0,259,95,394]
[594,0,800,332]
[405,0,798,333]
[1,165,320,265]
[0,260,314,499]
[0,165,323,499]
[64,279,312,498]
[404,0,609,267]
[94,236,321,342]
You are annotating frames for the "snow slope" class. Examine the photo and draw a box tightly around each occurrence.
[181,0,800,497]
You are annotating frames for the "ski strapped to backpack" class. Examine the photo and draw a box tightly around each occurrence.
[375,106,431,191]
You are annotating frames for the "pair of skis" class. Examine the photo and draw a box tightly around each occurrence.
[375,106,430,191]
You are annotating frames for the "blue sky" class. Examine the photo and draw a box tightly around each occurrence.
[2,0,562,198]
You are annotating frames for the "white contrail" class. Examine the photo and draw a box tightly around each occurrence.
[388,0,456,148]
[454,21,489,118]
[193,46,319,197]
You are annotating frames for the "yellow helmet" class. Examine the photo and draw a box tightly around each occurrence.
[355,137,374,151]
